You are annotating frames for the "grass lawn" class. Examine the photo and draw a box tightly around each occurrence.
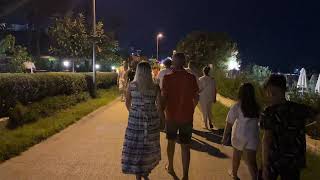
[0,87,119,162]
[212,101,320,180]
[211,101,230,129]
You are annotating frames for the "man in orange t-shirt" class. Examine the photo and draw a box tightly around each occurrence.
[161,53,199,180]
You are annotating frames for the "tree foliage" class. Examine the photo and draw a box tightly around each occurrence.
[245,64,272,85]
[49,13,90,60]
[176,31,237,69]
[49,13,122,71]
[0,35,31,72]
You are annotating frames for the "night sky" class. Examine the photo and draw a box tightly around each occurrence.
[2,0,320,72]
[96,0,320,72]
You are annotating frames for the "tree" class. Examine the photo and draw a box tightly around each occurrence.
[49,13,90,72]
[0,35,31,73]
[245,64,272,85]
[49,13,122,72]
[176,32,237,70]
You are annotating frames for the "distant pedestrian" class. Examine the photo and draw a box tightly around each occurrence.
[152,65,160,83]
[222,83,260,180]
[162,53,199,180]
[199,66,217,129]
[127,61,138,83]
[118,62,128,101]
[122,62,163,180]
[260,74,318,180]
[157,59,172,89]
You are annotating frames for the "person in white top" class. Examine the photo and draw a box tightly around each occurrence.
[222,83,260,180]
[157,59,172,89]
[199,66,217,129]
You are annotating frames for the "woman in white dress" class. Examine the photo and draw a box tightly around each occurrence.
[199,66,217,129]
[222,83,260,180]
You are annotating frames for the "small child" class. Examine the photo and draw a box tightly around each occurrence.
[222,83,260,180]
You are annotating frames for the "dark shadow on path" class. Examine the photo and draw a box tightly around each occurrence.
[193,129,232,146]
[190,136,229,158]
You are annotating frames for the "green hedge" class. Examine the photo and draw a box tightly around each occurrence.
[8,93,90,128]
[214,70,319,138]
[0,72,117,117]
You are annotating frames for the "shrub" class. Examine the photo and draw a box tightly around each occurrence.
[84,72,118,97]
[8,92,90,128]
[0,72,117,117]
[85,72,118,89]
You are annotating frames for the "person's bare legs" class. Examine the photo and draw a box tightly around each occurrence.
[245,150,258,180]
[136,175,142,180]
[232,148,242,179]
[199,100,208,129]
[181,144,191,180]
[167,140,176,174]
[207,102,214,129]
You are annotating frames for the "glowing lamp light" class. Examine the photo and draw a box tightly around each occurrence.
[63,61,70,67]
[111,66,116,70]
[226,51,240,71]
[157,33,163,39]
[227,59,240,71]
[95,64,100,69]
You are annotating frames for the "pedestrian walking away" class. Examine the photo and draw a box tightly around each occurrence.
[161,52,199,180]
[199,66,217,129]
[157,59,172,90]
[222,83,260,180]
[260,74,319,180]
[121,62,164,180]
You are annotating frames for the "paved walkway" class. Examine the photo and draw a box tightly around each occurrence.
[0,99,249,180]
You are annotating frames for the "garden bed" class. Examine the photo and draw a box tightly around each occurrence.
[0,87,119,162]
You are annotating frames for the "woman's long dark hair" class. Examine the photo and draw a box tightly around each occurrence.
[238,83,260,118]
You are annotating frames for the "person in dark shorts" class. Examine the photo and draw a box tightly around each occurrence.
[161,53,199,180]
[261,74,319,180]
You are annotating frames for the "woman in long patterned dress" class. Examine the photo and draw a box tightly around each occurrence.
[122,62,163,180]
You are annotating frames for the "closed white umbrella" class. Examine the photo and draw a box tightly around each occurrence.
[315,74,320,94]
[297,68,308,94]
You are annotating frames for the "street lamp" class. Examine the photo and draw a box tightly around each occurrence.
[92,0,97,96]
[156,33,163,61]
[95,64,100,70]
[63,60,70,69]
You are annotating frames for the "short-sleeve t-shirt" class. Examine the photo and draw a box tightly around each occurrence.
[162,69,199,124]
[260,101,316,169]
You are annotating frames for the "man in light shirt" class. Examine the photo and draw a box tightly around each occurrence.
[157,59,172,89]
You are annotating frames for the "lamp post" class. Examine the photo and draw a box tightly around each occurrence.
[156,33,163,61]
[92,0,97,96]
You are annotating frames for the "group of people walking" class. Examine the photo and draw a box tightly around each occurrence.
[119,52,319,180]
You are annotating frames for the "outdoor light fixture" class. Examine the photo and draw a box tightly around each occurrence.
[111,66,116,70]
[156,33,164,61]
[63,61,70,68]
[95,64,100,69]
[227,59,240,71]
[226,51,240,71]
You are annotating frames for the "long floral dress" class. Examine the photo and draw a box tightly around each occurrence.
[121,83,161,175]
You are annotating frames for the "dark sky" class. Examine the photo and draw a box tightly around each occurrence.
[2,0,320,72]
[96,0,320,72]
